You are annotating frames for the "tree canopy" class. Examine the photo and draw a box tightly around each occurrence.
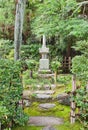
[32,0,88,39]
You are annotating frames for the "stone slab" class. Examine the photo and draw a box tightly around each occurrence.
[57,93,68,100]
[36,84,42,89]
[57,93,70,106]
[36,94,52,99]
[39,103,56,109]
[43,85,51,90]
[58,96,70,106]
[50,84,56,89]
[23,100,31,107]
[28,116,63,126]
[33,90,55,95]
[23,90,31,97]
[42,126,56,130]
[38,74,54,78]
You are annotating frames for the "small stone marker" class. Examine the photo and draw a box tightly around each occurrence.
[42,126,56,130]
[39,103,56,110]
[86,82,88,91]
[23,90,31,97]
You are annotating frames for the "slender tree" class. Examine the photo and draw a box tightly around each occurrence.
[14,0,26,60]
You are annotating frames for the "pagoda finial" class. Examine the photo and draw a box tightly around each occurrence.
[43,34,46,47]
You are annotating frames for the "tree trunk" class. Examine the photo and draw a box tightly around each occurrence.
[14,0,26,60]
[29,70,33,78]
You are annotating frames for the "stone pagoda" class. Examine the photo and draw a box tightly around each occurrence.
[39,35,50,73]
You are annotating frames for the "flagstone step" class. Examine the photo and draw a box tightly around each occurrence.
[36,94,52,100]
[23,90,55,97]
[39,103,56,110]
[27,84,56,90]
[33,90,55,95]
[28,116,63,126]
[38,73,54,78]
[42,126,56,130]
[23,90,55,102]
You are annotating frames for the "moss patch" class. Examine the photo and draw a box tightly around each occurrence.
[23,101,81,130]
[12,126,43,130]
[24,101,70,120]
[55,122,82,130]
[13,74,82,130]
[13,122,81,130]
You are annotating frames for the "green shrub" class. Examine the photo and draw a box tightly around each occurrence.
[21,43,40,60]
[71,55,88,128]
[26,59,39,78]
[51,61,61,84]
[51,61,61,72]
[26,60,38,71]
[0,59,28,128]
[0,39,13,59]
[71,56,88,81]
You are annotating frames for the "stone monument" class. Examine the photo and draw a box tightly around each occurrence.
[39,35,50,73]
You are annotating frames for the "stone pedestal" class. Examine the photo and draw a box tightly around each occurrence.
[39,59,49,70]
[39,35,51,73]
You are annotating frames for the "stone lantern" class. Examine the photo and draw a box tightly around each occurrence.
[39,35,50,73]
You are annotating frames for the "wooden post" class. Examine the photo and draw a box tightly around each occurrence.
[86,81,88,91]
[0,122,1,130]
[70,74,76,124]
[69,57,71,70]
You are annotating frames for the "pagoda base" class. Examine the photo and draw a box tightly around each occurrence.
[38,69,51,74]
[39,59,49,70]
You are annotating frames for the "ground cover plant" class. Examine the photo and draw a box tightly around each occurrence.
[0,59,28,129]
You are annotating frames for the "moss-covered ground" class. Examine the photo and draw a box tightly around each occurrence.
[13,101,81,130]
[13,73,82,130]
[13,100,81,130]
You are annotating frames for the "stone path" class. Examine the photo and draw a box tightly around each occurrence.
[23,83,68,128]
[23,90,55,99]
[28,116,63,126]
